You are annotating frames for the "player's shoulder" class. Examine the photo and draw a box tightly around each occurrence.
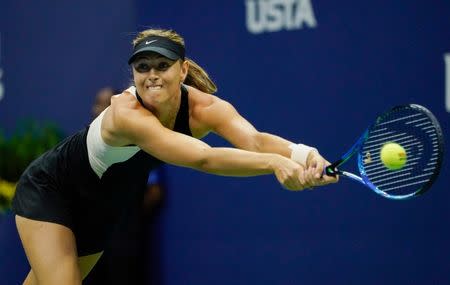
[110,88,139,106]
[107,89,150,130]
[185,85,237,132]
[102,88,153,144]
[109,88,145,118]
[185,85,227,112]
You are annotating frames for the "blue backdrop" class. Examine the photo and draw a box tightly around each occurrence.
[1,1,449,284]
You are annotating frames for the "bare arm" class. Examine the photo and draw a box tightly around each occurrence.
[194,96,295,155]
[102,93,306,190]
[192,94,338,186]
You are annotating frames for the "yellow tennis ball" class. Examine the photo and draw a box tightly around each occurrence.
[380,142,407,170]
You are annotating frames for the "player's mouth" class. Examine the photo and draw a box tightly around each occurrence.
[146,85,162,90]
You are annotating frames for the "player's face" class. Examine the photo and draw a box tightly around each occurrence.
[132,53,187,108]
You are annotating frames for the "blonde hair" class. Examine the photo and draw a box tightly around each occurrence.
[133,29,217,94]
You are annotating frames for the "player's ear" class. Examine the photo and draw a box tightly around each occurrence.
[180,60,189,83]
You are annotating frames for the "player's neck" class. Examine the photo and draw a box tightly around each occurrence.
[158,93,181,130]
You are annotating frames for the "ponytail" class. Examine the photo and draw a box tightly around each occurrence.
[184,57,217,94]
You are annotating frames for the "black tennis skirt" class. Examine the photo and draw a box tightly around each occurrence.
[12,126,160,256]
[12,128,116,256]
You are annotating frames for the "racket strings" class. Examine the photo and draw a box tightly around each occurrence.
[360,106,442,197]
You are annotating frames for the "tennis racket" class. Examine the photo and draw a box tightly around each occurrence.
[325,104,444,200]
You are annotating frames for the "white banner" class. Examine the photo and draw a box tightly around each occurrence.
[245,0,317,34]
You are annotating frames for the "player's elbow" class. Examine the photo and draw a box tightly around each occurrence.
[234,131,264,152]
[189,146,212,171]
[191,147,221,174]
[248,132,266,152]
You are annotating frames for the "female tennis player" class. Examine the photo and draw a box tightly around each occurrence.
[12,28,338,284]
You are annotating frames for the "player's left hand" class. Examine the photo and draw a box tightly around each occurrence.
[304,150,339,188]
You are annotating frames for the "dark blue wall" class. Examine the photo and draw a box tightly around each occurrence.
[1,1,449,284]
[0,1,137,284]
[137,1,450,284]
[0,0,136,135]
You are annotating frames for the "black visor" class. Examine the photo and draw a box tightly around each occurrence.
[128,36,185,64]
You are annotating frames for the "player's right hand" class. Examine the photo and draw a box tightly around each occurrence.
[271,155,311,191]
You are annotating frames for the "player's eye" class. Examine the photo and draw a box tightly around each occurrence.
[156,62,170,71]
[134,62,151,73]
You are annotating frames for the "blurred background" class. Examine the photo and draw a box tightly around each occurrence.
[1,0,449,284]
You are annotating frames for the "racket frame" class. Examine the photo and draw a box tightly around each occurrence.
[325,104,444,200]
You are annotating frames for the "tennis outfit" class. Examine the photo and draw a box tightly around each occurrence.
[12,86,192,256]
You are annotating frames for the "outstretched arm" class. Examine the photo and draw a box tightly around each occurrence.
[192,95,338,186]
[101,92,310,190]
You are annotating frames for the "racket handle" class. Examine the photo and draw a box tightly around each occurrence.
[323,158,344,177]
[324,165,338,177]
